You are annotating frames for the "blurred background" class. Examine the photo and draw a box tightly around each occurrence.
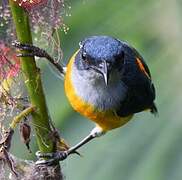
[9,0,182,179]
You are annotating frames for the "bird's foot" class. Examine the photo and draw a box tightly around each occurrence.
[12,41,65,74]
[12,41,50,59]
[35,150,68,166]
[35,127,105,165]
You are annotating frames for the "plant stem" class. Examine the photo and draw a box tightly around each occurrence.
[9,1,56,155]
[9,105,35,129]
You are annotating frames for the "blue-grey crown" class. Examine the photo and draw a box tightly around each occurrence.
[80,36,124,62]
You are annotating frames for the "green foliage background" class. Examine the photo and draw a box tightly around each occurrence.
[12,0,182,180]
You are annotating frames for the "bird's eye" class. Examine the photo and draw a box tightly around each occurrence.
[115,51,124,62]
[81,51,91,66]
[82,51,87,60]
[114,51,125,69]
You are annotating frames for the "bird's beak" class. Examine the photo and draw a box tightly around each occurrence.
[91,60,110,85]
[99,60,109,85]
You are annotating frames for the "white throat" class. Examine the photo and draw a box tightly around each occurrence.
[71,64,127,111]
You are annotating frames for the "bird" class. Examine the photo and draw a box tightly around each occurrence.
[13,35,157,162]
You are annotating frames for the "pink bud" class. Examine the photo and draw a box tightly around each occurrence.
[13,0,48,10]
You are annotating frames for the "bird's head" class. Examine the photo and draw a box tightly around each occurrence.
[75,36,125,85]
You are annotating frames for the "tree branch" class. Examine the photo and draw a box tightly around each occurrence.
[9,1,63,179]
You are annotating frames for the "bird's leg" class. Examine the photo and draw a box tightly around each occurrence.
[67,126,106,155]
[12,41,65,75]
[35,127,106,165]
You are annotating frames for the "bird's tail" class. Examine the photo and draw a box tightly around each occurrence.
[150,103,158,116]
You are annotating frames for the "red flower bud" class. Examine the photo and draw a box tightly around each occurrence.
[13,0,48,10]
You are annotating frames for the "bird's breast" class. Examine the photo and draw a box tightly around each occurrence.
[64,52,132,131]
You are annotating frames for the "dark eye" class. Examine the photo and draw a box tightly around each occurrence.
[115,51,124,62]
[81,51,87,60]
[81,51,92,66]
[114,51,125,69]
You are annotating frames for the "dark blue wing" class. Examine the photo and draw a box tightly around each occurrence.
[116,43,157,117]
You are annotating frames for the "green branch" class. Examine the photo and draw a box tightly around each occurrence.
[9,105,35,129]
[9,0,55,156]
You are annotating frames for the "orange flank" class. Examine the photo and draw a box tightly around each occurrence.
[136,58,151,79]
[64,52,133,131]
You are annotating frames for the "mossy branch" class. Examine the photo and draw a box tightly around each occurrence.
[9,1,61,175]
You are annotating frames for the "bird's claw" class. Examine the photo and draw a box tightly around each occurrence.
[12,40,47,58]
[12,41,34,50]
[35,151,68,166]
[12,40,65,75]
[12,40,21,48]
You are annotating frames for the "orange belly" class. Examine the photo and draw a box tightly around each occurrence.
[64,52,133,131]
